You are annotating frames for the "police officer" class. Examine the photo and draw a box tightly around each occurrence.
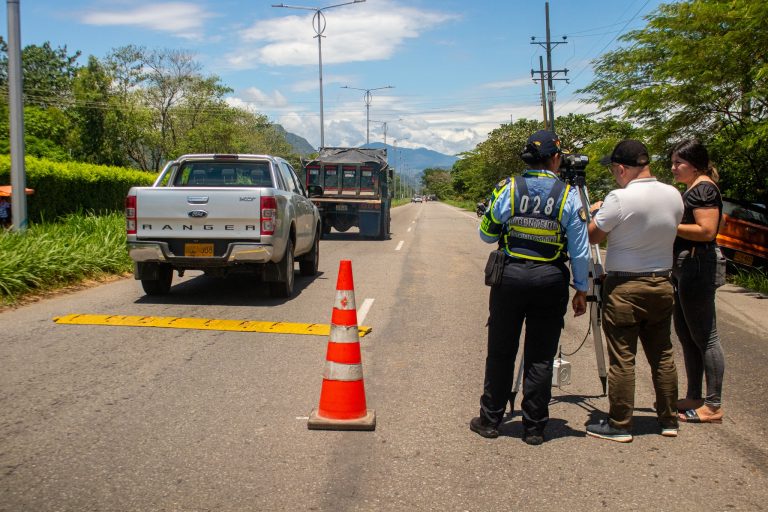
[470,130,590,445]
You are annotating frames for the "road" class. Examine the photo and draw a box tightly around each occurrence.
[1,201,767,511]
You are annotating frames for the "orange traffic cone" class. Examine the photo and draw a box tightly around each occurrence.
[308,260,376,431]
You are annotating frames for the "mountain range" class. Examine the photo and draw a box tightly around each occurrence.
[278,126,459,174]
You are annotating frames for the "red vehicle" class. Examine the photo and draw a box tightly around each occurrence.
[716,198,768,269]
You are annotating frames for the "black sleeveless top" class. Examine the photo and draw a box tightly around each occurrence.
[673,181,723,255]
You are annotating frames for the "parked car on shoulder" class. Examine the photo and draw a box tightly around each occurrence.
[717,198,768,270]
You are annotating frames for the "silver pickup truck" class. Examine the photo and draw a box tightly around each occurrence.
[126,154,322,298]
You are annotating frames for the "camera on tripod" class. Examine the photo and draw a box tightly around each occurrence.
[559,152,589,185]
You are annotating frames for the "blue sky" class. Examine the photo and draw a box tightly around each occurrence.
[1,0,666,155]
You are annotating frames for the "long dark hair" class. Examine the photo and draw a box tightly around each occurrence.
[670,139,719,182]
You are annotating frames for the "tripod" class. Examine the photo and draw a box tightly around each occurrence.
[508,173,608,413]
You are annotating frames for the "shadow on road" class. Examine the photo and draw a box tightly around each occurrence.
[134,271,326,307]
[495,392,671,440]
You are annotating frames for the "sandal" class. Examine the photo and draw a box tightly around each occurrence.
[679,408,723,424]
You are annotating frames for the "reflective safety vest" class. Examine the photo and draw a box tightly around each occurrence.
[503,175,569,261]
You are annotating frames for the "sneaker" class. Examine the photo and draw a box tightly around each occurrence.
[661,426,679,438]
[586,419,633,443]
[469,416,499,439]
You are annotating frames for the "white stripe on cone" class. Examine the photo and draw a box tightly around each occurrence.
[334,290,356,310]
[323,361,364,381]
[329,324,360,343]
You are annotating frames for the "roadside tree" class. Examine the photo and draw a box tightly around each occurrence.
[579,0,768,204]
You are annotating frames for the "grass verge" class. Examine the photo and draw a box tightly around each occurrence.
[731,267,768,295]
[0,212,132,305]
[443,198,478,211]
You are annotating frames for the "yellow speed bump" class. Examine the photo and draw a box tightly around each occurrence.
[53,314,372,337]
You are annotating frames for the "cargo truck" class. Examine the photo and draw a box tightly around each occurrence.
[302,147,392,239]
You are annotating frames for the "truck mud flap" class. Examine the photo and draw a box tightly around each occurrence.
[358,211,381,237]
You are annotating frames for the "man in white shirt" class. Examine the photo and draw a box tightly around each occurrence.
[586,140,684,443]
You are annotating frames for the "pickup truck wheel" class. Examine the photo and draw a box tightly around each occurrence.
[141,265,173,295]
[269,239,295,298]
[300,229,320,276]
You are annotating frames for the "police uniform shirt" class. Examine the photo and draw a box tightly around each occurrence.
[479,170,590,292]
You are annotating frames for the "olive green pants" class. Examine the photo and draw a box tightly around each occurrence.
[602,276,678,430]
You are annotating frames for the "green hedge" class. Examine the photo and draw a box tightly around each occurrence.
[0,155,156,221]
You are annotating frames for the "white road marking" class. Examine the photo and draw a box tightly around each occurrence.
[407,227,412,232]
[357,298,374,325]
[296,416,309,420]
[395,241,404,251]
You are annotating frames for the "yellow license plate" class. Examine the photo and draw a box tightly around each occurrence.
[184,243,214,257]
[733,251,754,265]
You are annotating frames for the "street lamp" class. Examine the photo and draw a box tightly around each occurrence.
[369,118,402,146]
[341,85,394,145]
[393,137,409,199]
[272,0,366,149]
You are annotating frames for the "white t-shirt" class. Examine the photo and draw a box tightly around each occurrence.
[594,178,683,272]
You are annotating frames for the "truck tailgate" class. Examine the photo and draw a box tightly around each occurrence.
[133,188,263,239]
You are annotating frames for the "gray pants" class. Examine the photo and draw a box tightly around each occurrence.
[672,246,725,408]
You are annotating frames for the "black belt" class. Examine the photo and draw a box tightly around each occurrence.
[606,270,671,278]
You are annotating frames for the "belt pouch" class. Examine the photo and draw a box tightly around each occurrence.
[714,246,727,288]
[484,250,506,286]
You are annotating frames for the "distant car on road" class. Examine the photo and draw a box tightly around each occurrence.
[412,196,423,203]
[717,198,768,269]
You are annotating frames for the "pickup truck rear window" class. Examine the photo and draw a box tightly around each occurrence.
[174,162,274,187]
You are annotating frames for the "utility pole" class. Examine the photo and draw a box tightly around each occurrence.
[530,1,568,132]
[534,56,548,129]
[7,0,27,231]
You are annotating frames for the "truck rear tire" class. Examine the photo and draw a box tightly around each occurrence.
[141,264,173,295]
[299,229,320,276]
[269,239,295,298]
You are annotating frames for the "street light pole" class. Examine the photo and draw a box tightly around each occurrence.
[7,0,27,231]
[341,85,394,145]
[370,120,388,146]
[370,118,402,146]
[272,0,365,149]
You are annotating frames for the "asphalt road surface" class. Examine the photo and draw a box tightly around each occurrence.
[1,201,767,511]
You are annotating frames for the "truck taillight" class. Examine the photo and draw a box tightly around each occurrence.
[126,195,137,234]
[260,196,276,235]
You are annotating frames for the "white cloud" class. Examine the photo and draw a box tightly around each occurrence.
[481,78,535,89]
[292,74,355,93]
[80,3,215,38]
[227,0,459,69]
[240,87,290,108]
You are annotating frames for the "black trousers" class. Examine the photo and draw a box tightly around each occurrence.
[480,259,569,433]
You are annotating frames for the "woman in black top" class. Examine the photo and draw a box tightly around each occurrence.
[670,139,725,424]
